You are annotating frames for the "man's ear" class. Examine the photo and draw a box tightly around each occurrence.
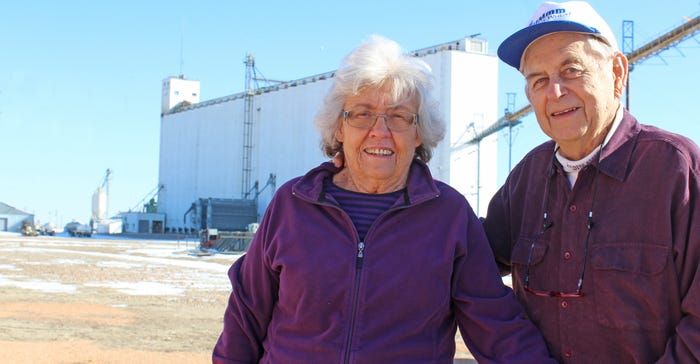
[612,52,629,99]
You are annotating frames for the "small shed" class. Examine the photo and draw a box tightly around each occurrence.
[120,212,166,234]
[0,202,34,232]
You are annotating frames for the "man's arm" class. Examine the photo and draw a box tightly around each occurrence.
[657,165,700,363]
[482,184,514,276]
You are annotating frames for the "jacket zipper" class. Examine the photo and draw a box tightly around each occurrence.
[303,187,438,363]
[343,241,365,364]
[336,200,437,363]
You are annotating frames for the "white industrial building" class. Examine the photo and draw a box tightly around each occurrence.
[157,37,499,233]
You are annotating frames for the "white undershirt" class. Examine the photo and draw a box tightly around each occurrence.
[555,103,624,188]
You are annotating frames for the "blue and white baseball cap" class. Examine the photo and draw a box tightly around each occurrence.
[497,1,619,70]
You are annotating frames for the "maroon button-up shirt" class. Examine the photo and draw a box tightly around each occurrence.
[484,110,700,363]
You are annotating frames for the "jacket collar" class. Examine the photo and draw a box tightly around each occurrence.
[292,159,441,205]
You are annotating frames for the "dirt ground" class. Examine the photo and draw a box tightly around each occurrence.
[0,233,475,364]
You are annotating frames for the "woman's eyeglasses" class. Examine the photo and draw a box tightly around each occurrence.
[342,107,418,131]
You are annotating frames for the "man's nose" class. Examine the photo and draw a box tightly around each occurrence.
[547,78,568,99]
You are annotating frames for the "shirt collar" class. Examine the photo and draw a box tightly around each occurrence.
[597,106,641,182]
[554,103,624,173]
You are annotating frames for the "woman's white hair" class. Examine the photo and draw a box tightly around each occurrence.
[314,34,445,162]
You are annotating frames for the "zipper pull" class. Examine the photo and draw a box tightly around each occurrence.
[356,242,365,268]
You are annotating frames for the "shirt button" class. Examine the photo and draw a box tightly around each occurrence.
[561,300,569,309]
[564,251,572,260]
[569,205,577,212]
[564,350,572,358]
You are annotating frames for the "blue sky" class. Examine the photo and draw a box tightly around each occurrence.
[2,1,699,226]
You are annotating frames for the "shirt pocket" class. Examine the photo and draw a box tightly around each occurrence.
[590,243,672,330]
[510,237,548,273]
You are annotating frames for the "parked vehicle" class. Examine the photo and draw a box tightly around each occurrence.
[40,222,58,236]
[65,221,92,237]
[21,220,39,236]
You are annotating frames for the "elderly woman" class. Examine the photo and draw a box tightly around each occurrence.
[213,35,554,363]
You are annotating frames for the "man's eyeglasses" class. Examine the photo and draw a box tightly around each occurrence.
[523,218,588,298]
[342,107,418,132]
[523,144,604,298]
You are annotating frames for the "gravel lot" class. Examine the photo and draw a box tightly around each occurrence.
[0,233,474,363]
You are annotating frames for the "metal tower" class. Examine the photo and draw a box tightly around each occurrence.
[102,168,111,218]
[505,92,518,171]
[622,20,635,109]
[242,54,254,199]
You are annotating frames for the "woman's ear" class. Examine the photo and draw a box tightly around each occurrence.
[331,151,344,168]
[335,125,344,143]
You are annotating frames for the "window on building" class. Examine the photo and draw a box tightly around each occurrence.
[469,40,484,53]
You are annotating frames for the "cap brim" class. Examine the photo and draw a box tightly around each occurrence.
[497,21,600,70]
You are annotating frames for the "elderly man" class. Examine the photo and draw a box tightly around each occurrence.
[483,1,700,362]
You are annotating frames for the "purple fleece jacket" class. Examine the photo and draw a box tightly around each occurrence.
[213,159,554,363]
